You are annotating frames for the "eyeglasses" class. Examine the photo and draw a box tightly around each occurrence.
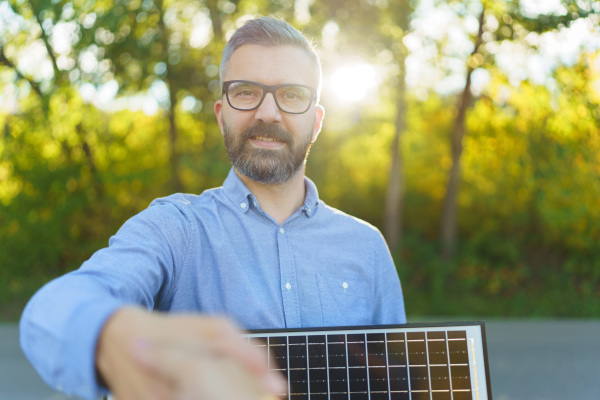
[222,80,317,114]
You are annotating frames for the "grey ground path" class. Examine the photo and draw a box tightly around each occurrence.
[1,320,599,400]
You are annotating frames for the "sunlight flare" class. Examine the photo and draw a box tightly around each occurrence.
[329,63,378,103]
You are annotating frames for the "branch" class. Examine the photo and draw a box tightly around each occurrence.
[29,0,62,84]
[206,0,224,42]
[0,45,43,99]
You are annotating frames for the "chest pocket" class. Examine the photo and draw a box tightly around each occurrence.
[316,273,373,327]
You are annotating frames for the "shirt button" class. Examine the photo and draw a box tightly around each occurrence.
[342,282,349,289]
[279,227,284,234]
[285,282,292,290]
[240,202,247,209]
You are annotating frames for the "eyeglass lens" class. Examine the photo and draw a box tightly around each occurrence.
[227,81,312,113]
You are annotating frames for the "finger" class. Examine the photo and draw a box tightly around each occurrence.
[144,314,287,395]
[131,341,262,400]
[129,338,198,380]
[130,336,286,399]
[108,347,174,400]
[186,318,286,393]
[177,354,282,400]
[160,316,270,378]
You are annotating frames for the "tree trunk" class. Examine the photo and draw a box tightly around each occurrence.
[166,83,181,192]
[206,0,223,41]
[76,122,104,199]
[384,93,406,252]
[440,8,485,261]
[440,86,469,261]
[382,0,412,253]
[157,0,183,192]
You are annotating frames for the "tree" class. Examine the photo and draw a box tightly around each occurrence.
[382,0,414,252]
[440,5,485,261]
[439,0,596,260]
[308,0,415,251]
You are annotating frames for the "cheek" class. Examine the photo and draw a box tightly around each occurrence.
[294,117,317,140]
[221,107,251,129]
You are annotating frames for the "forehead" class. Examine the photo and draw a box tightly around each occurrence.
[224,44,319,88]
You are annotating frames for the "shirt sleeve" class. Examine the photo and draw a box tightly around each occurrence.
[371,231,407,325]
[19,199,192,400]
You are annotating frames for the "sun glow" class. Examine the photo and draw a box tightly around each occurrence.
[328,63,378,103]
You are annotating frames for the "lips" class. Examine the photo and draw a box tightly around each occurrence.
[253,136,281,142]
[242,123,293,145]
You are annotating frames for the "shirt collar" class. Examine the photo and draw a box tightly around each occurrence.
[222,168,320,217]
[223,168,254,214]
[302,176,320,218]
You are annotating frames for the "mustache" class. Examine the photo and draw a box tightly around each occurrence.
[241,122,293,145]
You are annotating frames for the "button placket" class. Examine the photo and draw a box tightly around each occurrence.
[277,224,300,327]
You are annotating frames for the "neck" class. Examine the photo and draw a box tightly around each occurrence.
[235,167,307,225]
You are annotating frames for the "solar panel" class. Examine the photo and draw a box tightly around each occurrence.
[246,322,492,400]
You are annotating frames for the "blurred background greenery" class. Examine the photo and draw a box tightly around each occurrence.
[0,0,599,321]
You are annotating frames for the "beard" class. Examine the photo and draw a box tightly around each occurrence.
[223,121,314,185]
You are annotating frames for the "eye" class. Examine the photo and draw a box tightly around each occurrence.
[238,89,256,97]
[279,87,309,102]
[283,90,299,98]
[284,92,300,100]
[230,83,261,98]
[234,88,258,97]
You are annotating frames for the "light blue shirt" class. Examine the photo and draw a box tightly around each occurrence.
[20,168,406,399]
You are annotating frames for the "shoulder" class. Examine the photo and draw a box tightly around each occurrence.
[150,189,220,208]
[147,188,223,217]
[116,189,223,237]
[316,201,386,244]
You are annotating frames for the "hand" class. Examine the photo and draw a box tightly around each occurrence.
[96,307,286,400]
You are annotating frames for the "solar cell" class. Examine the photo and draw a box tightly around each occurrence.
[247,322,491,400]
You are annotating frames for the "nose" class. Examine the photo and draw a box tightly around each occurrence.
[254,93,282,123]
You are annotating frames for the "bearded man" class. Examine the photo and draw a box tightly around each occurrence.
[20,17,406,400]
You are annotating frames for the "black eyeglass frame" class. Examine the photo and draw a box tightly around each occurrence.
[222,80,318,115]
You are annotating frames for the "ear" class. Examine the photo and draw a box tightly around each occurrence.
[311,105,325,143]
[214,99,225,136]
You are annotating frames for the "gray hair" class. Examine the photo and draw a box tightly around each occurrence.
[219,17,322,93]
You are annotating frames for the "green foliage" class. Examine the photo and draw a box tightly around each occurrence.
[1,0,599,321]
[314,57,600,318]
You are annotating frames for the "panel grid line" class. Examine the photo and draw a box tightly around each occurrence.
[326,334,330,400]
[446,331,454,400]
[425,332,432,400]
[345,334,350,400]
[385,333,391,400]
[366,333,371,397]
[306,335,311,400]
[246,324,488,400]
[286,335,291,399]
[405,332,412,400]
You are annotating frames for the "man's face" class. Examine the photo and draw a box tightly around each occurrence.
[222,119,314,185]
[215,44,324,185]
